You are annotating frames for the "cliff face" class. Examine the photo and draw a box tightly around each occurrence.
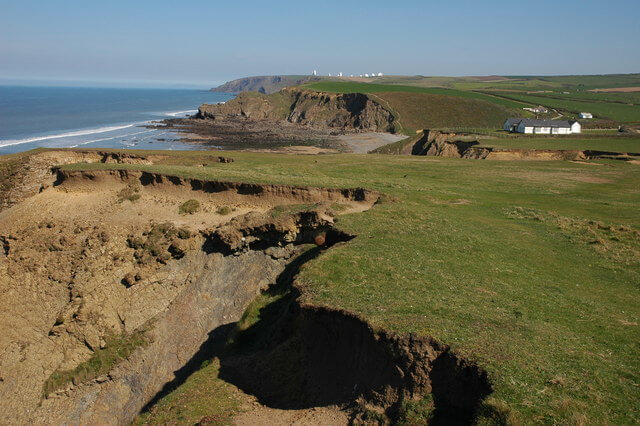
[211,75,324,94]
[197,89,396,133]
[0,165,379,425]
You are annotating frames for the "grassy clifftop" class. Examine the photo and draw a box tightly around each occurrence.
[303,81,523,133]
[62,149,640,424]
[211,75,328,94]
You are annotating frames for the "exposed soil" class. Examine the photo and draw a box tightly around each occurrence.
[0,150,171,211]
[404,129,640,161]
[233,403,349,425]
[0,159,380,424]
[0,154,492,425]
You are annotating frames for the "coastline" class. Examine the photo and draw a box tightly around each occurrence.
[0,86,233,155]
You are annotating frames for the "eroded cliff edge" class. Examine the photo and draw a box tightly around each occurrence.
[0,158,492,424]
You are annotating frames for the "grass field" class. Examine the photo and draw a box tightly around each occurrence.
[302,82,522,134]
[481,91,640,122]
[368,73,640,92]
[304,81,527,110]
[478,136,640,153]
[303,75,640,125]
[58,149,640,425]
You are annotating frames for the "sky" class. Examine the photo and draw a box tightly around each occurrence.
[1,0,639,88]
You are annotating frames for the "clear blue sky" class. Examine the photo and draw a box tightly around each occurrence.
[1,0,638,88]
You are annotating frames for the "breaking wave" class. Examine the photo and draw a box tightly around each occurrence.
[0,124,138,147]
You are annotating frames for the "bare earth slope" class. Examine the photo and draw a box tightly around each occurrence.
[0,153,382,424]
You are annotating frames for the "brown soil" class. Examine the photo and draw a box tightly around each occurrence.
[0,157,378,424]
[0,154,492,425]
[233,403,349,425]
[0,150,170,211]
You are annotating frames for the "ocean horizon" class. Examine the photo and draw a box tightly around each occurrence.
[0,85,234,154]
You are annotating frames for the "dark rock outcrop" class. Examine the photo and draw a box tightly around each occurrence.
[197,89,396,133]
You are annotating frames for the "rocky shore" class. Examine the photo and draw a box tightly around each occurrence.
[152,88,402,153]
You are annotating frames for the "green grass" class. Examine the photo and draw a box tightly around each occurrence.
[216,205,232,215]
[478,136,640,153]
[303,76,640,126]
[56,148,640,424]
[337,73,640,93]
[43,328,151,396]
[116,181,141,202]
[178,199,200,215]
[302,82,520,134]
[133,358,243,425]
[304,81,527,110]
[483,91,640,122]
[373,92,517,134]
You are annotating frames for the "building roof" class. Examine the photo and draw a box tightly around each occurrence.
[505,118,577,128]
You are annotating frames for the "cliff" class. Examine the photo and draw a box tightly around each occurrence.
[211,75,325,94]
[197,88,397,133]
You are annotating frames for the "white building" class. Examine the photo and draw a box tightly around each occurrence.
[523,105,548,114]
[377,72,384,77]
[312,70,317,76]
[504,118,581,135]
[579,112,593,119]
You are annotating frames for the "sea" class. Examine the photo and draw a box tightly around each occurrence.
[0,86,234,155]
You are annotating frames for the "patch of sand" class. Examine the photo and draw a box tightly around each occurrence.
[335,132,405,154]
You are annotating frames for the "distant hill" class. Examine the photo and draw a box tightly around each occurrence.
[211,75,327,94]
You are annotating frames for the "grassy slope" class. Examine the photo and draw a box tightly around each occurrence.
[306,76,640,124]
[478,136,640,153]
[372,74,640,92]
[135,359,244,425]
[304,81,527,109]
[303,82,521,134]
[60,149,640,424]
[482,92,640,122]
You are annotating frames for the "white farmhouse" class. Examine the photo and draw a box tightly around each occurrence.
[503,118,581,134]
[579,112,593,119]
[523,105,548,114]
